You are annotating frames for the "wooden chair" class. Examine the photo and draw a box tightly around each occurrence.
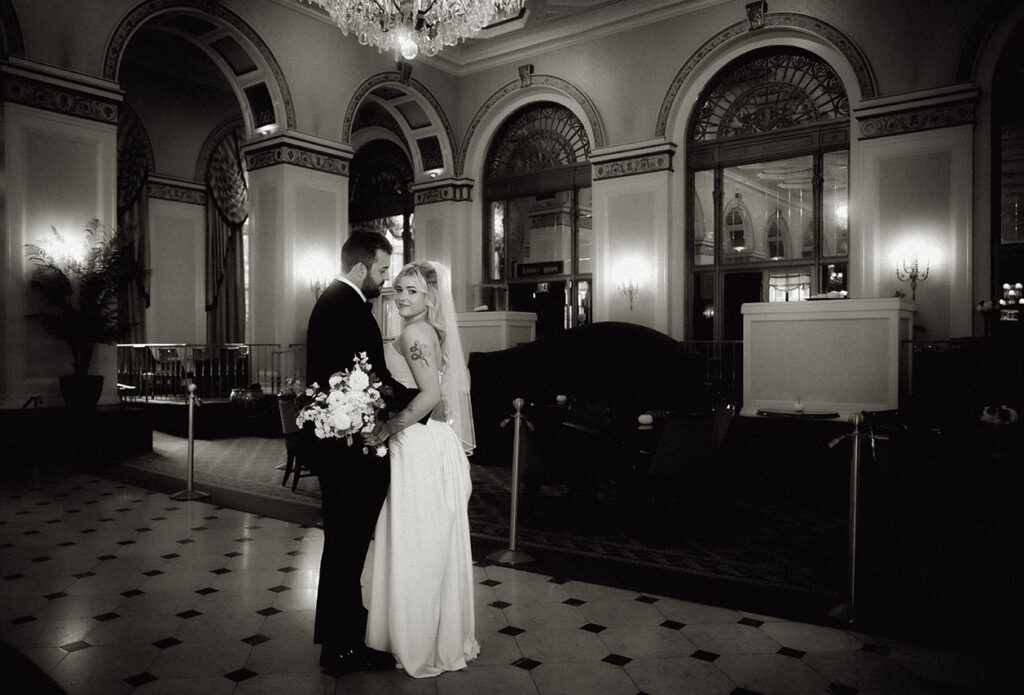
[277,394,314,491]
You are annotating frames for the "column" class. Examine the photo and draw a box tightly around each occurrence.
[412,177,478,311]
[589,140,679,336]
[1,58,120,407]
[242,132,353,350]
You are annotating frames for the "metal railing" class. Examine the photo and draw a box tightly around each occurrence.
[116,343,306,401]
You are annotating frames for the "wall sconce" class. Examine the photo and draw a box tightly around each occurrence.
[619,279,639,310]
[896,251,929,300]
[999,282,1023,321]
[302,252,336,300]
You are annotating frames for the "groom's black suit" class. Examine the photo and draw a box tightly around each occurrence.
[305,279,411,654]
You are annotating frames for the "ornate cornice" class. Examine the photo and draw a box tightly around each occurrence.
[2,71,119,124]
[856,97,976,140]
[147,177,207,206]
[656,12,876,139]
[244,141,350,176]
[458,73,605,177]
[593,151,674,181]
[413,180,474,205]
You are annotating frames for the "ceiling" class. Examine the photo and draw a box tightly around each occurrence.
[284,0,722,74]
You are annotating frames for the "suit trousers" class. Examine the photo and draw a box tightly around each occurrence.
[313,446,390,650]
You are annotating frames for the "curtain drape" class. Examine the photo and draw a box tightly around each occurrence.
[205,128,248,344]
[117,105,152,342]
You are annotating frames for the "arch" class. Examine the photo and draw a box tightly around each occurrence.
[956,0,1024,84]
[0,0,24,58]
[342,71,456,181]
[103,0,295,137]
[657,12,875,141]
[459,75,604,180]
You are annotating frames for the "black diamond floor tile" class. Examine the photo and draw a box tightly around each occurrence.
[124,672,158,687]
[242,634,270,646]
[93,612,120,622]
[738,617,764,627]
[635,595,659,604]
[256,607,281,617]
[511,657,541,671]
[61,640,91,652]
[490,600,512,609]
[479,579,500,587]
[498,626,525,637]
[195,587,218,595]
[580,623,606,633]
[603,653,632,667]
[176,610,202,619]
[153,637,182,649]
[691,649,719,662]
[224,668,257,682]
[267,585,291,593]
[660,620,685,630]
[562,598,585,607]
[778,646,806,659]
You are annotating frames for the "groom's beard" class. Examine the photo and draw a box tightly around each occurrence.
[362,276,385,299]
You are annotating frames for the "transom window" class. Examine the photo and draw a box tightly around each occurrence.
[688,48,850,340]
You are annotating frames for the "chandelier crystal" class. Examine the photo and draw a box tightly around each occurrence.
[306,1,525,59]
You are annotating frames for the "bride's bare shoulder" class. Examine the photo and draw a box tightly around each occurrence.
[397,321,439,350]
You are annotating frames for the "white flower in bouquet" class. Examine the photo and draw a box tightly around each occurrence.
[295,352,388,456]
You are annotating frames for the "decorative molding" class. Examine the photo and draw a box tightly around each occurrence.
[147,176,207,206]
[243,140,350,175]
[457,73,605,176]
[517,63,534,87]
[412,179,474,205]
[857,99,976,140]
[593,151,674,181]
[103,0,295,131]
[656,12,876,138]
[2,71,119,124]
[746,1,766,31]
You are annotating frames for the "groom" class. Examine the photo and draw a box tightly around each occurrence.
[304,231,413,676]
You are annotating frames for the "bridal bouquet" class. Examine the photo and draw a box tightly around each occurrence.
[296,352,388,457]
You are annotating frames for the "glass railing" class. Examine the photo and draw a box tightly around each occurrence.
[116,343,306,401]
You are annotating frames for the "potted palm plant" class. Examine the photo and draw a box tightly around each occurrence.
[25,219,148,410]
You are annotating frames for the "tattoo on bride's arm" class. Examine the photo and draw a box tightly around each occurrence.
[409,340,431,368]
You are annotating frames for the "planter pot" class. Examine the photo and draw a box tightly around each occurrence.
[59,374,104,411]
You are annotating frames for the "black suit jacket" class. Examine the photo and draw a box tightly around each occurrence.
[304,279,412,468]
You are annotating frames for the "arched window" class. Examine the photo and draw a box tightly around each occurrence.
[482,102,592,336]
[767,209,788,259]
[688,48,849,340]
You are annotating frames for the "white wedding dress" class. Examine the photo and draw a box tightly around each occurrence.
[365,342,479,678]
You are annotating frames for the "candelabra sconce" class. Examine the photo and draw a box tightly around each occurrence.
[999,282,1023,322]
[309,277,328,300]
[896,254,929,300]
[619,279,639,310]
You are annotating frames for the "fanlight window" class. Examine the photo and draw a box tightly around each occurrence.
[691,49,848,142]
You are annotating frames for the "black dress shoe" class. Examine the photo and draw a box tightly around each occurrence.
[321,646,396,677]
[321,647,364,677]
[361,646,396,671]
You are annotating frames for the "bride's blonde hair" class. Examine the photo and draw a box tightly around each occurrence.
[394,262,448,374]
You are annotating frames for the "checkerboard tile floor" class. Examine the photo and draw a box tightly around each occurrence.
[1,474,1011,694]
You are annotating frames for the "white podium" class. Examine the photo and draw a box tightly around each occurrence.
[456,311,537,361]
[741,298,915,420]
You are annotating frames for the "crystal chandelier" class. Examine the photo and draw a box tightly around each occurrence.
[306,1,526,60]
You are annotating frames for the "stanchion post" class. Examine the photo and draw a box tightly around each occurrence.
[171,383,210,502]
[828,411,863,623]
[488,397,534,565]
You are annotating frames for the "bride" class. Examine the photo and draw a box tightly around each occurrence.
[364,261,480,678]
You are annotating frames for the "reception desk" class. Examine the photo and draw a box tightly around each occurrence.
[456,311,537,360]
[741,298,915,420]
